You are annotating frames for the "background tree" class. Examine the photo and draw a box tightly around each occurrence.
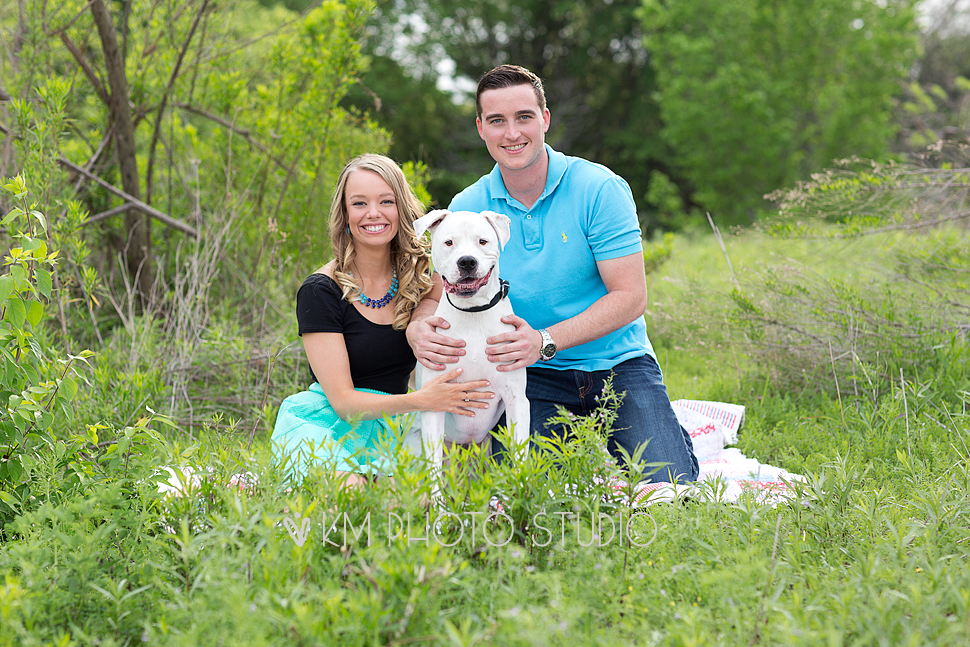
[1,0,386,307]
[341,54,487,206]
[363,0,671,232]
[641,0,921,225]
[1,0,392,419]
[897,0,970,148]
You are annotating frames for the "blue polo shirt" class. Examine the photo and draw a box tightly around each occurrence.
[449,145,654,372]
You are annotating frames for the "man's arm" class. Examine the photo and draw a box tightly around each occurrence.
[406,272,467,370]
[485,251,648,371]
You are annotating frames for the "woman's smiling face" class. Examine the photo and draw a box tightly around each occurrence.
[345,169,400,249]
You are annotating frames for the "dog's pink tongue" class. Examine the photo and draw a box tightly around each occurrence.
[444,271,490,295]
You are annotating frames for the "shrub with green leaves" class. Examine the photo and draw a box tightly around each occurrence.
[0,175,92,530]
[721,144,970,390]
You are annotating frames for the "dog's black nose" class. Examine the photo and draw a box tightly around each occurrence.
[456,256,478,272]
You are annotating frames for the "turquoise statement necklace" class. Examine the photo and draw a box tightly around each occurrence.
[352,268,399,308]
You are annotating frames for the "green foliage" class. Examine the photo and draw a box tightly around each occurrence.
[341,54,488,207]
[2,0,392,297]
[0,176,177,543]
[912,2,970,147]
[0,175,86,531]
[641,0,920,225]
[898,77,970,149]
[3,368,970,644]
[237,0,389,260]
[645,170,696,233]
[642,232,675,275]
[6,76,105,349]
[1,182,970,643]
[745,144,970,389]
[366,0,667,224]
[1,0,418,437]
[5,3,970,646]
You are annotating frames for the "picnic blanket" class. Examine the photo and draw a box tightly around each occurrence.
[616,399,802,505]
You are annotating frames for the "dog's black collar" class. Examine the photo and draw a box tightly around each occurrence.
[446,278,510,313]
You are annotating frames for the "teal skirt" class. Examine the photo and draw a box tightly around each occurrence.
[271,383,414,478]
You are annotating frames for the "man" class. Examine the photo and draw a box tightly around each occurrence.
[406,64,698,483]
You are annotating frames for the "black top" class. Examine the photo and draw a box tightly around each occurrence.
[297,273,415,394]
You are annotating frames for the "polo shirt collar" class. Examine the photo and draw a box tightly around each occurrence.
[488,144,569,210]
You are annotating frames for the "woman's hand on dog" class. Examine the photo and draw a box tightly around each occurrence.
[414,367,492,416]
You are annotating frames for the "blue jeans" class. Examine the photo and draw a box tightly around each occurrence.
[526,354,699,484]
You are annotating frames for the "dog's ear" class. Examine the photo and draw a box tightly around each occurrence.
[481,211,512,250]
[413,209,450,238]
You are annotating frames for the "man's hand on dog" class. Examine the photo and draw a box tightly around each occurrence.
[486,314,541,372]
[409,313,541,372]
[407,314,465,370]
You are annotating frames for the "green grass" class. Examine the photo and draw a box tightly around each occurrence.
[3,228,970,646]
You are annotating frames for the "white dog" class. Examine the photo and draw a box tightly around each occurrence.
[407,209,530,491]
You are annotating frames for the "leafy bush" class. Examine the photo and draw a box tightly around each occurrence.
[0,177,174,540]
[643,232,675,276]
[717,144,970,392]
[642,0,919,224]
[0,175,87,531]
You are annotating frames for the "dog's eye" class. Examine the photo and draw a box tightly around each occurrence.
[444,240,453,247]
[479,239,488,246]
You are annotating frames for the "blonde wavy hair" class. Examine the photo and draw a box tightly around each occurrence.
[328,154,433,330]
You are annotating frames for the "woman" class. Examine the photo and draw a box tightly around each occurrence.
[272,154,492,484]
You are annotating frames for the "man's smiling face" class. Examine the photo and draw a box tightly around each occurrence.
[476,83,551,173]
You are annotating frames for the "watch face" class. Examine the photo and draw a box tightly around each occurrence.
[541,343,556,358]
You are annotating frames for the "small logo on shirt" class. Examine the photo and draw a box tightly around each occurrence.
[561,232,568,243]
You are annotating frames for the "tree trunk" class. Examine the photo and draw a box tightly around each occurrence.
[91,0,154,297]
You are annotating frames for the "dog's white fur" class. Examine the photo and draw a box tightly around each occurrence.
[406,209,530,490]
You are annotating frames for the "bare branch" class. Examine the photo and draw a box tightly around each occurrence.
[58,156,199,238]
[172,102,288,169]
[45,0,96,36]
[59,31,110,105]
[271,139,311,222]
[91,0,154,295]
[174,102,255,143]
[193,9,308,66]
[85,201,134,224]
[145,0,210,204]
[138,2,192,65]
[73,123,115,191]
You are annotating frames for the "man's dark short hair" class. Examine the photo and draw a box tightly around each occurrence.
[476,65,546,117]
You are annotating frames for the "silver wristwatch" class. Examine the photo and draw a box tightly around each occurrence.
[537,328,557,362]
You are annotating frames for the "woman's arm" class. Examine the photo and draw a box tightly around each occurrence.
[303,331,492,421]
